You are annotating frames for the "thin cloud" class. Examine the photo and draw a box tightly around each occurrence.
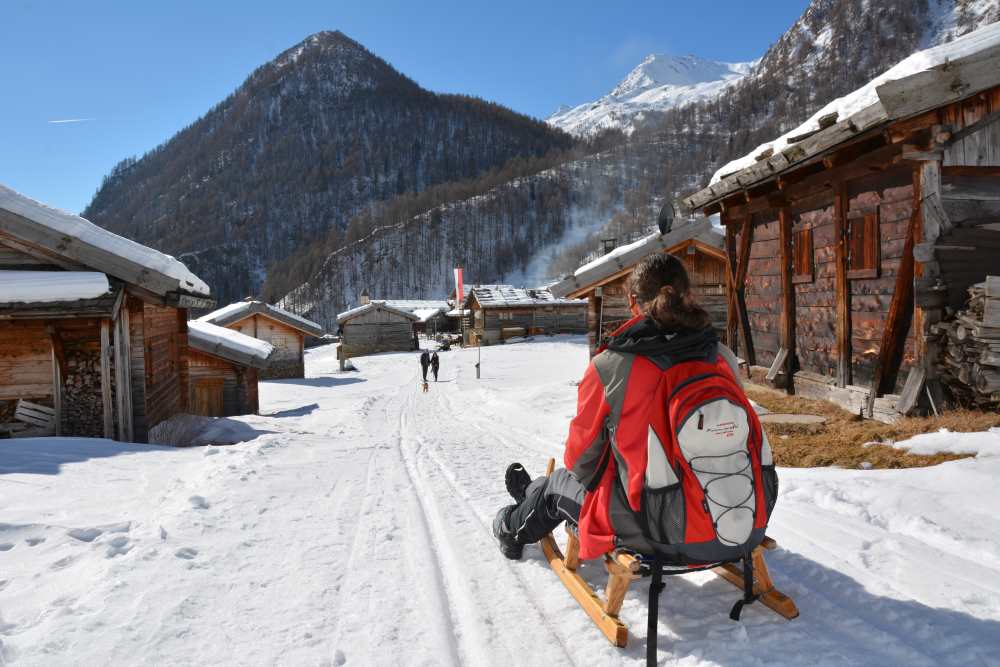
[48,118,96,124]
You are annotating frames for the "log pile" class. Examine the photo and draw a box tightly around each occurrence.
[934,276,1000,408]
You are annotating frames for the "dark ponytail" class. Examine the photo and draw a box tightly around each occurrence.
[627,253,711,332]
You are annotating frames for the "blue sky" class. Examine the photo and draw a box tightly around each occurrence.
[1,0,809,214]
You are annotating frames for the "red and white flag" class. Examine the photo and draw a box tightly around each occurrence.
[454,267,464,305]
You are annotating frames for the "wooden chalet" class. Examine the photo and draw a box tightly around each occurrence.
[198,299,324,379]
[0,184,215,442]
[683,23,1000,420]
[186,320,274,417]
[381,299,450,335]
[549,219,728,356]
[463,285,587,345]
[336,300,420,367]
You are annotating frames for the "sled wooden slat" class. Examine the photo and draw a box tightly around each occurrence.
[712,547,800,620]
[537,458,799,652]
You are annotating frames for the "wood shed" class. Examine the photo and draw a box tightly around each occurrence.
[186,320,274,417]
[0,183,214,442]
[198,299,324,379]
[336,301,420,366]
[549,218,728,356]
[683,24,1000,420]
[463,285,587,345]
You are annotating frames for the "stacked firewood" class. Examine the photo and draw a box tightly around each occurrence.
[935,276,1000,408]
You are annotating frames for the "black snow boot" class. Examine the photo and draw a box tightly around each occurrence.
[504,462,532,504]
[492,505,524,560]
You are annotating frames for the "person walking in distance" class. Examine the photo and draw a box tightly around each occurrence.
[431,351,440,382]
[419,350,431,383]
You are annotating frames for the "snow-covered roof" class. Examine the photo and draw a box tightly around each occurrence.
[187,320,275,369]
[199,300,324,337]
[0,184,210,298]
[446,309,471,317]
[382,300,450,323]
[0,271,111,304]
[686,21,1000,209]
[336,300,421,324]
[467,285,583,309]
[549,218,725,298]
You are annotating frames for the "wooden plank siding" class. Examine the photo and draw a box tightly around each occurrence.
[340,307,417,358]
[187,348,259,417]
[0,321,54,400]
[229,314,305,378]
[744,215,782,368]
[132,301,186,440]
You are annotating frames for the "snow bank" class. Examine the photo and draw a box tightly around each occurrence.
[712,21,1000,184]
[147,413,274,447]
[0,270,109,303]
[883,427,1000,457]
[187,319,274,361]
[0,184,210,296]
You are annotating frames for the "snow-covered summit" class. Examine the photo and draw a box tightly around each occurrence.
[547,53,752,136]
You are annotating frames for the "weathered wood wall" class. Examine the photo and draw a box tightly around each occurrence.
[792,202,837,376]
[0,321,53,400]
[745,215,782,368]
[475,304,586,344]
[846,171,917,388]
[131,301,186,441]
[340,308,416,358]
[229,314,305,378]
[187,349,259,417]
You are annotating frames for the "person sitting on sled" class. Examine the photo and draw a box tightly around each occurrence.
[493,252,744,560]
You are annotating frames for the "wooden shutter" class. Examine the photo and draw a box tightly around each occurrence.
[847,209,880,279]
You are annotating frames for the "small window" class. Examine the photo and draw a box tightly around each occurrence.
[847,210,880,280]
[792,226,814,284]
[498,311,512,321]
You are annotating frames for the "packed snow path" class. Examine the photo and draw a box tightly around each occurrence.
[2,338,1000,666]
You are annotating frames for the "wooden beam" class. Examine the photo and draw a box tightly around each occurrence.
[734,214,756,367]
[876,42,1000,118]
[834,182,851,387]
[778,207,796,393]
[866,172,918,414]
[725,224,739,349]
[941,108,1000,147]
[50,344,62,436]
[100,319,114,439]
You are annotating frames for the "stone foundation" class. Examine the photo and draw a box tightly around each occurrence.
[260,358,304,380]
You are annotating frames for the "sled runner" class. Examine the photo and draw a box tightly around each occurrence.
[538,459,798,661]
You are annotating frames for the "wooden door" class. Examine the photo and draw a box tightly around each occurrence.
[192,379,224,417]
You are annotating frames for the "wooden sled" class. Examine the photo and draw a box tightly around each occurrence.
[538,458,798,651]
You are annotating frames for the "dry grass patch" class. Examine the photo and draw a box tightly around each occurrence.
[744,384,1000,469]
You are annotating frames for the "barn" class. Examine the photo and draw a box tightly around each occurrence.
[198,299,324,379]
[463,285,587,345]
[0,183,214,442]
[337,301,420,367]
[549,218,728,356]
[683,23,1000,420]
[185,320,274,417]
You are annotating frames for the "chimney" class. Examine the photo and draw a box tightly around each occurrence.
[360,288,370,305]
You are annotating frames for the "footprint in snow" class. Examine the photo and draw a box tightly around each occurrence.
[175,547,198,560]
[189,496,210,510]
[67,527,103,543]
[0,543,13,552]
[204,448,220,457]
[106,536,132,558]
[25,536,46,547]
[50,555,76,570]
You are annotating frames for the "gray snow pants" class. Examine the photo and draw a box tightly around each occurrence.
[506,468,584,544]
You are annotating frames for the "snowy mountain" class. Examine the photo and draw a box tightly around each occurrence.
[548,54,752,137]
[83,31,573,305]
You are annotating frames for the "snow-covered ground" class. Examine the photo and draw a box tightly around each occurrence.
[2,338,1000,666]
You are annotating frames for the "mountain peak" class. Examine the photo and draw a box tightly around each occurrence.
[547,52,752,136]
